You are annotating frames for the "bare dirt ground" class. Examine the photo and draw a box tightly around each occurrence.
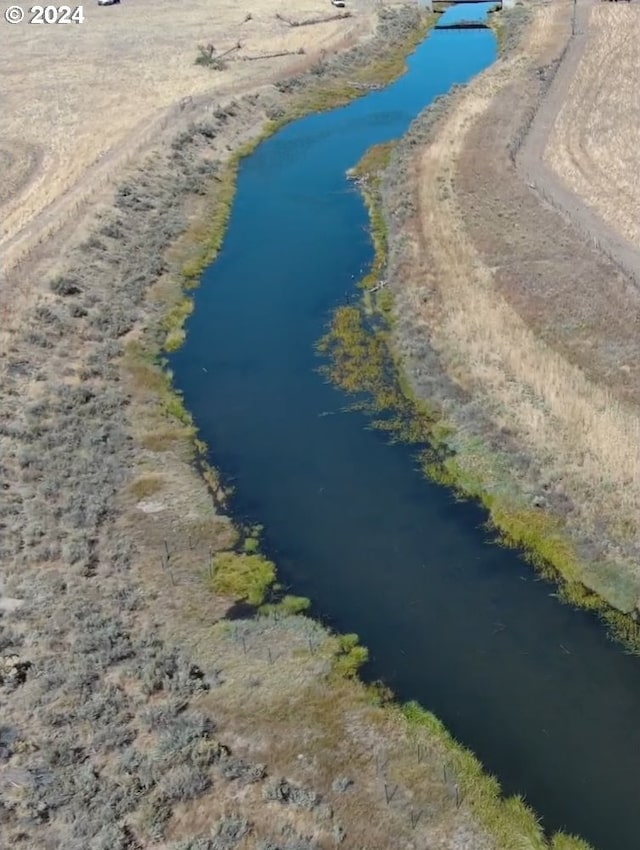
[1,5,532,847]
[386,0,640,612]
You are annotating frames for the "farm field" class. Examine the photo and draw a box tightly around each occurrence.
[545,3,640,247]
[0,0,373,273]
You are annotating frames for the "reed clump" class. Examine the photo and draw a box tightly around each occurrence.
[331,633,369,679]
[207,551,276,606]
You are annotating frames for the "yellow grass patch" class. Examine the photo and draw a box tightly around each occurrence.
[546,5,640,245]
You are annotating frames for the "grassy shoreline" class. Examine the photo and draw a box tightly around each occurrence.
[323,139,640,655]
[316,8,640,654]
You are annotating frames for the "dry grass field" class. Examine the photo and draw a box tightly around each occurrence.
[386,0,640,611]
[0,0,373,272]
[546,4,640,246]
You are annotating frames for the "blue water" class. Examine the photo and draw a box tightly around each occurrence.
[171,7,640,849]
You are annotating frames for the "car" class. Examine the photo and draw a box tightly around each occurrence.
[331,0,346,7]
[97,0,121,6]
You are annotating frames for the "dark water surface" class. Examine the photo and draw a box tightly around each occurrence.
[171,7,640,849]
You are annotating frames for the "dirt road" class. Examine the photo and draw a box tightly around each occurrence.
[0,0,373,277]
[517,0,640,286]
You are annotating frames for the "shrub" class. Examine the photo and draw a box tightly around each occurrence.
[221,758,266,784]
[100,219,124,240]
[208,552,275,606]
[49,275,81,296]
[276,595,311,615]
[154,710,215,756]
[260,595,311,617]
[332,634,369,679]
[331,776,353,793]
[137,647,210,697]
[213,816,252,848]
[138,797,172,841]
[157,764,211,803]
[264,779,320,810]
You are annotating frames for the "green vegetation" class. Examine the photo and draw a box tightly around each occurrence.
[243,536,259,554]
[317,303,438,444]
[140,426,194,453]
[331,633,369,679]
[161,297,193,352]
[125,341,194,429]
[207,551,276,606]
[348,141,396,297]
[181,137,263,284]
[488,12,506,48]
[240,522,263,553]
[551,838,593,850]
[491,506,581,582]
[403,702,592,850]
[260,595,312,617]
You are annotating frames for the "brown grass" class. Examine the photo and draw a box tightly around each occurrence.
[0,139,41,207]
[546,5,640,246]
[0,0,374,272]
[128,474,166,500]
[140,426,194,453]
[162,622,493,850]
[387,0,640,609]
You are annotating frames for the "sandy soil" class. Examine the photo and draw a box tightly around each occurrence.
[0,0,373,272]
[386,0,640,612]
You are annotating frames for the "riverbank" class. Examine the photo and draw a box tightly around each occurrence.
[1,5,595,848]
[348,0,640,637]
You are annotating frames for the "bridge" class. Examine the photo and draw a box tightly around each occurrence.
[421,0,504,19]
[434,20,493,29]
[425,0,504,11]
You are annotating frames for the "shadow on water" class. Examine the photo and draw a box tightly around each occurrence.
[170,6,640,849]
